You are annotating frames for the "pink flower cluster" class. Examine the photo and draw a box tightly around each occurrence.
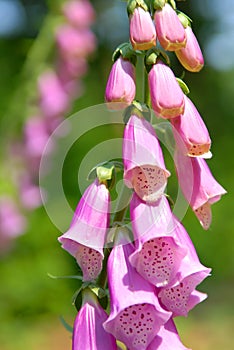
[0,0,96,252]
[58,1,226,349]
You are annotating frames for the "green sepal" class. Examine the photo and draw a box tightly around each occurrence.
[123,100,152,124]
[168,0,176,10]
[152,0,166,11]
[90,285,108,310]
[145,48,170,72]
[127,0,149,15]
[177,11,192,28]
[112,42,137,66]
[176,78,190,95]
[73,285,84,311]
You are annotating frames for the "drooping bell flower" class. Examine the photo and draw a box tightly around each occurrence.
[58,179,110,281]
[175,151,227,230]
[105,56,136,110]
[63,0,95,29]
[103,229,171,349]
[171,95,211,157]
[129,194,187,288]
[158,216,211,317]
[154,3,186,51]
[176,25,204,72]
[129,6,156,51]
[123,114,170,203]
[72,288,117,350]
[148,60,185,118]
[147,319,191,350]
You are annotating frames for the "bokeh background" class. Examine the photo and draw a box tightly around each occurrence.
[0,0,233,349]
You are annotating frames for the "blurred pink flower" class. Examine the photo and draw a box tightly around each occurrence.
[0,196,26,239]
[63,0,95,29]
[38,71,70,119]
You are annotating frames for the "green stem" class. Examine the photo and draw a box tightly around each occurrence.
[144,68,151,107]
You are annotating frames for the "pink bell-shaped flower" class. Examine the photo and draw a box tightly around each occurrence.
[148,60,185,118]
[154,3,186,51]
[147,319,191,350]
[176,25,204,72]
[105,56,136,109]
[72,288,117,350]
[171,95,211,157]
[175,151,227,230]
[158,216,211,316]
[58,179,110,281]
[129,194,187,288]
[103,229,171,349]
[129,6,156,50]
[123,114,170,203]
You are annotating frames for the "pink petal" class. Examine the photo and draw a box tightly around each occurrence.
[130,7,156,50]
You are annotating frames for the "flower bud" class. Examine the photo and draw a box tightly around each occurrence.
[148,60,185,118]
[129,6,156,51]
[171,95,211,157]
[154,3,186,51]
[105,56,136,110]
[176,25,204,72]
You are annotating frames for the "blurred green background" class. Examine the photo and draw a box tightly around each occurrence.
[0,0,233,349]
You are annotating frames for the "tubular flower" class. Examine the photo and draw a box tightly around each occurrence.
[154,3,186,51]
[148,60,185,118]
[158,216,211,317]
[72,288,117,350]
[175,151,227,230]
[129,6,156,51]
[171,95,211,157]
[147,319,191,350]
[103,230,171,350]
[129,194,187,288]
[105,56,136,109]
[123,114,170,203]
[58,179,110,281]
[176,25,204,72]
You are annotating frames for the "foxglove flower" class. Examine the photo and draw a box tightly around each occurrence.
[63,0,95,29]
[176,25,204,72]
[58,179,110,281]
[154,3,186,51]
[148,60,185,118]
[129,194,187,287]
[171,95,211,157]
[129,7,156,51]
[105,56,136,109]
[0,196,26,239]
[103,230,171,349]
[158,216,211,316]
[72,288,117,349]
[123,114,170,203]
[147,319,190,350]
[175,151,227,229]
